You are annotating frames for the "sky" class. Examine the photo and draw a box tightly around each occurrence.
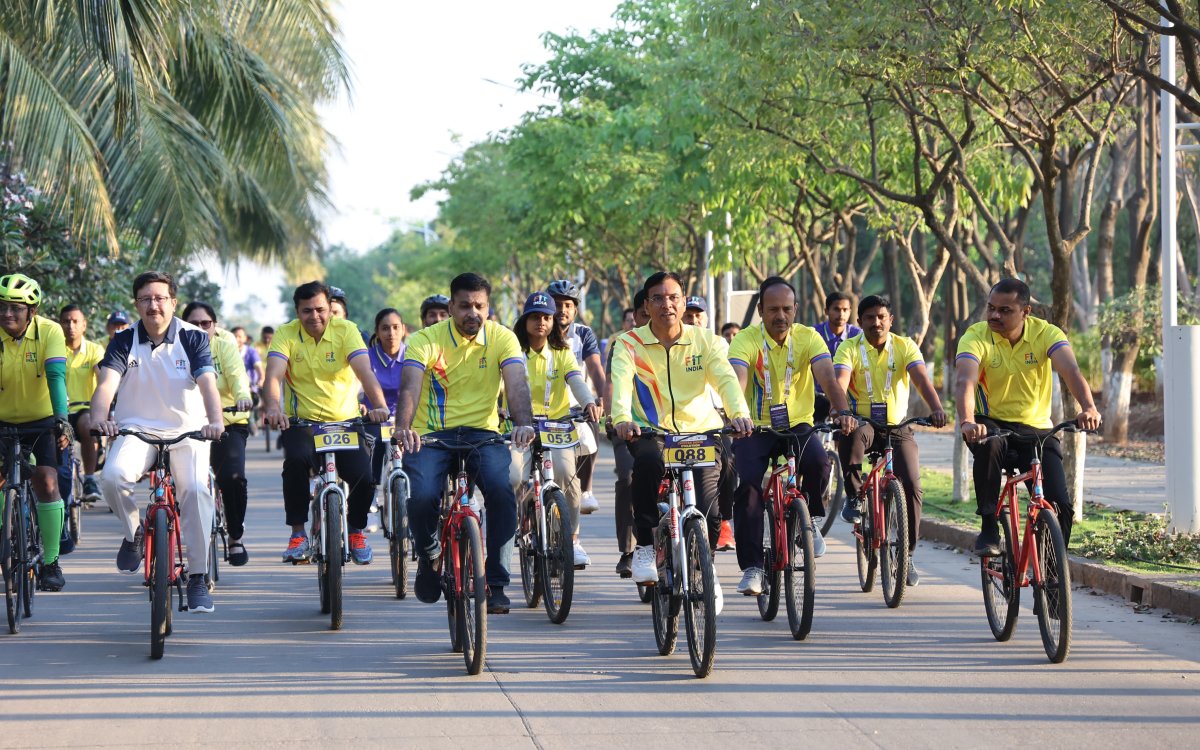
[203,1,623,321]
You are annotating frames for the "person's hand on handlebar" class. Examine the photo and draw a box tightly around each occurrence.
[512,424,535,450]
[263,406,289,431]
[582,402,601,423]
[960,421,987,443]
[836,410,858,436]
[235,398,253,412]
[1075,406,1101,432]
[396,427,421,454]
[615,421,640,441]
[201,422,225,441]
[93,418,120,438]
[928,407,947,429]
[365,406,390,424]
[729,416,754,439]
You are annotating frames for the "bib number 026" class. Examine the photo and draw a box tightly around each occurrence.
[312,424,359,451]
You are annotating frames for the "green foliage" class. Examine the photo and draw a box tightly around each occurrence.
[1098,285,1200,359]
[1076,512,1200,568]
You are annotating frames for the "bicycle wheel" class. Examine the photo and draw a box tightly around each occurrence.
[650,545,678,656]
[324,491,344,630]
[785,499,816,640]
[388,475,410,599]
[540,489,574,624]
[68,498,81,546]
[682,518,717,678]
[1034,511,1072,663]
[21,493,36,618]
[758,501,780,622]
[981,509,1019,642]
[457,515,487,675]
[879,479,910,609]
[207,503,220,589]
[3,488,21,634]
[150,512,169,659]
[855,493,878,593]
[819,449,843,536]
[518,494,541,608]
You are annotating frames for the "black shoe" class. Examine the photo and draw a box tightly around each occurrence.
[841,497,863,524]
[228,541,249,567]
[116,535,141,574]
[616,552,633,579]
[39,560,65,591]
[415,555,441,603]
[487,586,511,614]
[973,528,1002,557]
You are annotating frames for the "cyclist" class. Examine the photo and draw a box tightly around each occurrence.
[420,294,450,328]
[394,273,536,615]
[0,273,70,591]
[255,326,274,362]
[105,310,131,340]
[232,326,264,398]
[363,307,405,485]
[546,279,606,515]
[955,278,1100,555]
[507,291,601,567]
[91,271,225,613]
[59,304,104,500]
[611,271,753,610]
[726,276,848,595]
[604,289,650,578]
[813,291,861,424]
[834,294,946,586]
[261,281,391,565]
[183,302,254,567]
[720,322,741,344]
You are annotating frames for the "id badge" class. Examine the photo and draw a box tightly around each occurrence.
[769,403,791,430]
[870,402,889,424]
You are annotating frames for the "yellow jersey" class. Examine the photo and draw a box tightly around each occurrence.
[833,332,925,422]
[211,334,251,425]
[956,317,1070,429]
[0,315,67,423]
[403,320,523,434]
[727,324,831,427]
[519,344,581,419]
[65,338,104,413]
[610,324,749,433]
[269,318,368,422]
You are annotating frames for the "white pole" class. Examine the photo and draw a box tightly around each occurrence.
[703,230,716,332]
[722,212,734,329]
[1162,25,1177,329]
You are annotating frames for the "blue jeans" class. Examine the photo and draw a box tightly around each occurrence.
[403,428,516,588]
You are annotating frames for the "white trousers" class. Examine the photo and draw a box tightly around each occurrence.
[101,435,213,573]
[510,445,581,536]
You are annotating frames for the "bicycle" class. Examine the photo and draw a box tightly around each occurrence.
[979,421,1088,664]
[205,406,247,591]
[517,413,588,625]
[379,423,413,599]
[818,429,843,535]
[419,431,510,675]
[846,414,932,609]
[754,424,835,640]
[290,417,364,631]
[1,426,46,634]
[641,426,730,679]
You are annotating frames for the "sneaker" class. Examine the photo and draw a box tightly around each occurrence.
[615,552,633,578]
[712,575,724,616]
[228,540,249,567]
[907,562,920,587]
[717,520,735,551]
[82,477,101,501]
[349,531,373,565]
[186,574,215,613]
[736,567,764,596]
[415,555,441,603]
[116,535,141,574]
[572,540,591,568]
[487,586,511,614]
[282,533,313,564]
[841,496,863,524]
[580,491,599,515]
[38,560,65,591]
[973,527,1002,557]
[631,545,657,584]
[811,520,827,558]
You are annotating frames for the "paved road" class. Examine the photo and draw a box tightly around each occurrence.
[4,436,1198,748]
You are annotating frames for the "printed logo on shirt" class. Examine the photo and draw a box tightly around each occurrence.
[685,354,703,372]
[478,356,487,369]
[24,352,36,363]
[325,351,335,363]
[1025,352,1037,365]
[175,359,187,371]
[128,358,139,368]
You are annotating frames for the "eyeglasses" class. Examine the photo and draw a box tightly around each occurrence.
[135,295,173,307]
[649,294,683,306]
[188,319,215,329]
[0,302,29,316]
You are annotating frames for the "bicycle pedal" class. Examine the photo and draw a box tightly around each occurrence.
[574,564,586,571]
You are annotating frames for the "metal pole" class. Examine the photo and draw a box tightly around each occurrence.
[1162,26,1177,328]
[703,229,715,332]
[722,212,733,329]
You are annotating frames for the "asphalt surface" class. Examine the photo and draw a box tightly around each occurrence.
[3,436,1198,748]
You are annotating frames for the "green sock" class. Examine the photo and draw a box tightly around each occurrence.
[37,500,64,565]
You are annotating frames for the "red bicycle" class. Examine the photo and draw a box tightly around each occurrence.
[979,421,1088,664]
[754,424,834,640]
[846,415,931,609]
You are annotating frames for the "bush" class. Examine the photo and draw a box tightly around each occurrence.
[1075,512,1200,567]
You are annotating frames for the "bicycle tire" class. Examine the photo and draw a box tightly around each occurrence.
[981,508,1019,642]
[758,501,780,622]
[20,491,36,618]
[682,518,717,678]
[650,557,678,657]
[1034,511,1072,663]
[637,582,652,603]
[208,500,220,589]
[457,515,487,675]
[3,488,21,634]
[317,497,330,614]
[540,489,574,624]
[819,449,843,536]
[389,475,410,599]
[518,494,541,608]
[855,493,878,593]
[879,479,910,609]
[68,499,81,546]
[325,490,344,630]
[784,498,816,640]
[150,512,169,659]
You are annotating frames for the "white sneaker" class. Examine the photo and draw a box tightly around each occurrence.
[573,541,591,568]
[811,520,826,558]
[712,574,724,616]
[737,567,764,596]
[632,545,657,584]
[580,491,600,514]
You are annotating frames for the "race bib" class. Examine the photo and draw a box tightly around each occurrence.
[379,423,394,441]
[661,434,718,468]
[536,419,580,449]
[312,423,359,451]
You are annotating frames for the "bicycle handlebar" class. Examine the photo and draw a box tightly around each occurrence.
[419,433,512,450]
[840,412,933,431]
[90,429,211,446]
[980,420,1096,444]
[288,417,365,429]
[636,425,735,440]
[756,423,837,439]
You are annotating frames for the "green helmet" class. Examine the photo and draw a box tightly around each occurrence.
[0,273,42,307]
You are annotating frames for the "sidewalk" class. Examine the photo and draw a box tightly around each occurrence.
[913,431,1168,516]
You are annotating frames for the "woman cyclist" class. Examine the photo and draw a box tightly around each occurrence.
[363,308,406,484]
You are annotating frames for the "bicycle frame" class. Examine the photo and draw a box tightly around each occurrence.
[439,454,482,601]
[988,435,1062,592]
[849,416,928,551]
[648,429,724,597]
[382,434,411,555]
[143,451,186,593]
[312,445,350,566]
[760,427,828,571]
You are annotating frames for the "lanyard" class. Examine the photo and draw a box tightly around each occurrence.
[525,347,554,413]
[761,324,794,404]
[860,335,895,402]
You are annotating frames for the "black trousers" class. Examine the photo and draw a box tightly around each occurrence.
[629,435,721,549]
[280,424,374,531]
[839,424,922,551]
[967,416,1071,542]
[210,424,249,539]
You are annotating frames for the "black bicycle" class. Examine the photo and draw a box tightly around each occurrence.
[0,426,45,634]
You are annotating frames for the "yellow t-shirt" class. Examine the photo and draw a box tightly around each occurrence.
[0,315,67,423]
[403,320,523,434]
[610,324,749,433]
[65,338,104,413]
[521,345,582,419]
[269,318,368,422]
[956,317,1070,429]
[727,324,830,427]
[211,334,251,425]
[833,332,925,422]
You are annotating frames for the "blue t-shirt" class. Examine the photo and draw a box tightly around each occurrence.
[565,322,600,365]
[812,321,862,395]
[362,341,405,414]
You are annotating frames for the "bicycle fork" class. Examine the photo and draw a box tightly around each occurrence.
[315,452,349,564]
